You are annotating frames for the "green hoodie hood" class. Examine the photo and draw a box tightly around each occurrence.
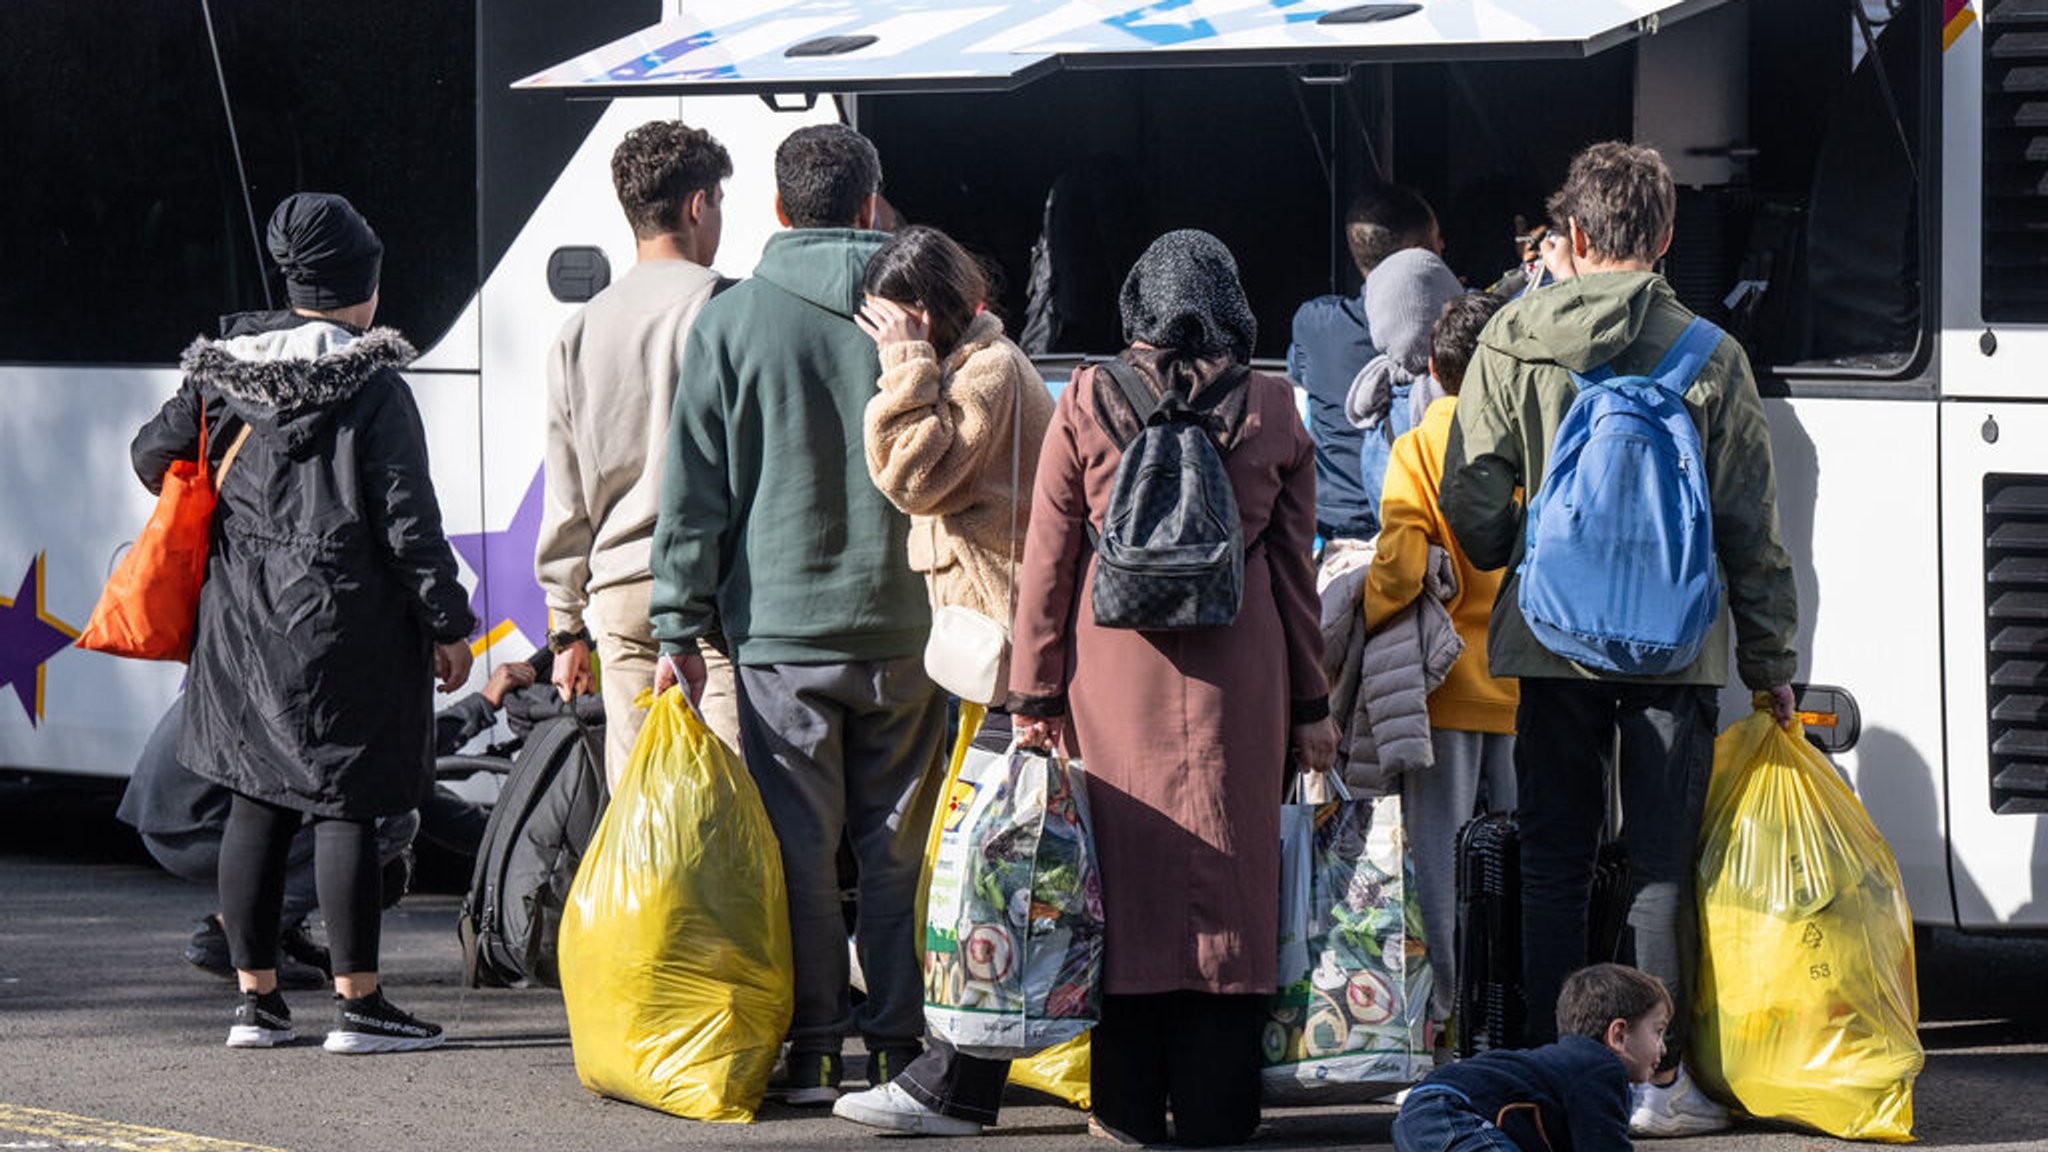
[1479,271,1673,375]
[752,227,889,319]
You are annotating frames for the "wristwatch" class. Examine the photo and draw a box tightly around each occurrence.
[547,627,591,653]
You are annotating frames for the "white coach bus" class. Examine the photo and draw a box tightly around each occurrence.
[3,0,2043,935]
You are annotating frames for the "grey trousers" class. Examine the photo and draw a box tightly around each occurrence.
[1401,728,1516,1024]
[735,657,949,1055]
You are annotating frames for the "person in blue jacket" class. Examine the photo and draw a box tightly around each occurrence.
[1392,964,1673,1152]
[1287,183,1440,544]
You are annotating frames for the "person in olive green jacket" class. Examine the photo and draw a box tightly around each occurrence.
[1440,142,1798,1138]
[649,124,946,1104]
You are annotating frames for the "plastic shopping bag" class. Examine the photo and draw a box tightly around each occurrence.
[1693,706,1922,1142]
[924,736,1103,1058]
[558,688,792,1123]
[1276,796,1316,987]
[1263,791,1432,1103]
[919,709,1093,1107]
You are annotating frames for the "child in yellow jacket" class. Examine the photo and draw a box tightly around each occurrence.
[1363,290,1517,1029]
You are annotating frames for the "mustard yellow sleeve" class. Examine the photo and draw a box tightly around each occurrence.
[1363,427,1436,631]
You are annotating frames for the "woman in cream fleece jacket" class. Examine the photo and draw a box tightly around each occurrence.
[859,227,1054,628]
[845,226,1054,1136]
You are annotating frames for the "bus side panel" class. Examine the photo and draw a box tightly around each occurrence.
[1719,396,1954,929]
[0,367,191,777]
[1941,400,2048,929]
[0,368,482,779]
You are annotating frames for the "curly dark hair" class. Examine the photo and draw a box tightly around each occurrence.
[1428,291,1506,395]
[775,124,882,229]
[610,121,733,240]
[861,226,989,356]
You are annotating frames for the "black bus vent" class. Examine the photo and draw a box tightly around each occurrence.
[1985,1,2048,321]
[1985,474,2048,813]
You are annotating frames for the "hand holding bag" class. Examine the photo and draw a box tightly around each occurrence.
[76,412,250,662]
[923,372,1023,705]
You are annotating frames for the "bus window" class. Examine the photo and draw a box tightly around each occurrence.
[0,2,266,365]
[1981,0,2048,324]
[207,0,480,355]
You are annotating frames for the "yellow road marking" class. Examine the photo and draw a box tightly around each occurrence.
[0,1104,287,1152]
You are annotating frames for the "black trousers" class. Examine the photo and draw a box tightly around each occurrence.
[218,792,383,975]
[1514,678,1716,1066]
[899,1037,1011,1125]
[1091,992,1267,1148]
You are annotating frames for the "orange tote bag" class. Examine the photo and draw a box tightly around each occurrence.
[76,415,251,662]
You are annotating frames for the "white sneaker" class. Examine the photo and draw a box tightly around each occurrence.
[1630,1067,1734,1137]
[833,1082,983,1137]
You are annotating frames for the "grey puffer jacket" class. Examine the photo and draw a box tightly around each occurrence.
[1326,545,1462,792]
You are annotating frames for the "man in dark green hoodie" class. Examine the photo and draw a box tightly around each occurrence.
[1441,141,1799,1137]
[650,124,945,1104]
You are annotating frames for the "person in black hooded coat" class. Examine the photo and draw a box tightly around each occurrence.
[129,192,476,1054]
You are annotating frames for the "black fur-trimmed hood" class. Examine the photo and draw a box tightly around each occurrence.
[181,321,416,451]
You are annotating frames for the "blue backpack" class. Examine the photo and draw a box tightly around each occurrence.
[1517,317,1726,675]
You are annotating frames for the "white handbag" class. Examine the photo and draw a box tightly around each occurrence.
[922,374,1023,706]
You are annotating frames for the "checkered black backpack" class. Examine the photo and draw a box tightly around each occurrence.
[1086,359,1250,631]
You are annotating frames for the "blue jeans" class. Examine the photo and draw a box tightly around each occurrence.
[1392,1089,1519,1152]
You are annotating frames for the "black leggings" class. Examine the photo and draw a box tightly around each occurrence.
[218,792,381,975]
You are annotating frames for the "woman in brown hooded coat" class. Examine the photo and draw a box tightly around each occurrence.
[1010,230,1335,1145]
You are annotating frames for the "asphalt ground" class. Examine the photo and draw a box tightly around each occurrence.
[3,778,2047,1151]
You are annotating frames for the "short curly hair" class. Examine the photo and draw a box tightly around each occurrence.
[775,124,882,229]
[611,121,733,240]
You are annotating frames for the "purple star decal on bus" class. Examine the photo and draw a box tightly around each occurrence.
[0,553,79,726]
[449,466,550,656]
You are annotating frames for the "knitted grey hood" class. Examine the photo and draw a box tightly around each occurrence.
[1345,249,1463,431]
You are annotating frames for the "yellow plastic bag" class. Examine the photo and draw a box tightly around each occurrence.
[918,704,1092,1111]
[1693,706,1922,1142]
[559,688,793,1122]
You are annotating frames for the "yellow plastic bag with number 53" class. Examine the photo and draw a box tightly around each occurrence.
[1692,705,1921,1142]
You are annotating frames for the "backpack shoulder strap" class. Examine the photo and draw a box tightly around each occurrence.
[1648,317,1725,397]
[1096,359,1161,429]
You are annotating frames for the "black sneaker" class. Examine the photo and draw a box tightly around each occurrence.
[185,915,328,991]
[864,1044,921,1088]
[780,1050,842,1106]
[226,989,295,1049]
[323,989,444,1054]
[277,921,333,979]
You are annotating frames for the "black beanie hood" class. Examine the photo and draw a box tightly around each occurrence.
[266,192,383,311]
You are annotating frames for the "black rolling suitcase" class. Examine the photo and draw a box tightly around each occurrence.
[1454,815,1632,1058]
[1454,813,1523,1057]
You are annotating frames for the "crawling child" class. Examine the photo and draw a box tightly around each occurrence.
[1392,964,1672,1152]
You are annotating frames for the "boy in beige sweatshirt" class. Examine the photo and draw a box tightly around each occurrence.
[535,120,740,780]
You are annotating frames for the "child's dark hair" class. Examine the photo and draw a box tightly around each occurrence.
[862,225,989,356]
[1556,963,1673,1040]
[1429,292,1506,395]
